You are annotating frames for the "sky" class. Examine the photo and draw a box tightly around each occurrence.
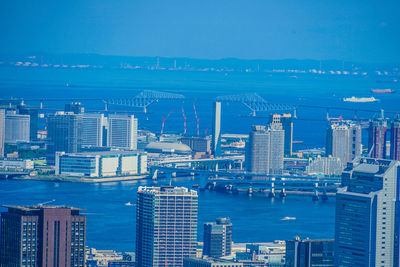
[0,0,399,63]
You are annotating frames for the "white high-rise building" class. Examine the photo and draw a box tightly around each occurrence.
[0,109,5,157]
[326,120,361,167]
[108,114,137,150]
[82,113,105,147]
[5,111,30,144]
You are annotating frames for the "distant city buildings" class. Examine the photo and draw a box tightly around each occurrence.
[368,118,388,159]
[211,101,221,157]
[46,112,83,165]
[0,109,4,157]
[306,156,343,176]
[245,124,284,175]
[65,101,85,114]
[136,186,198,267]
[285,237,334,267]
[55,151,147,177]
[269,113,293,155]
[203,217,232,258]
[0,205,86,266]
[335,157,400,266]
[82,113,106,147]
[183,258,243,267]
[180,136,211,154]
[235,241,286,266]
[325,120,361,167]
[108,114,137,150]
[5,111,30,144]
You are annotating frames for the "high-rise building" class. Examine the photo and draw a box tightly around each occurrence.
[390,116,400,160]
[0,109,5,158]
[18,105,39,141]
[334,157,400,266]
[245,125,284,175]
[0,205,86,266]
[82,113,106,147]
[211,102,221,157]
[306,156,343,176]
[368,118,388,159]
[269,113,293,155]
[46,112,83,165]
[5,111,30,144]
[285,237,334,267]
[326,120,361,166]
[203,218,232,258]
[65,102,85,114]
[180,136,211,153]
[136,186,198,267]
[108,114,137,150]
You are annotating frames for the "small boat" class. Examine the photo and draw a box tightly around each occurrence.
[371,88,395,94]
[343,96,378,103]
[125,202,135,206]
[281,216,296,221]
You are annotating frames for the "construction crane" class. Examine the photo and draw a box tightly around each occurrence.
[37,199,56,207]
[204,127,210,137]
[193,103,200,137]
[181,106,187,136]
[160,109,174,135]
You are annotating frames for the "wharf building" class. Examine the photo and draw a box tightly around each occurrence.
[325,120,361,167]
[285,237,334,267]
[46,112,83,165]
[5,110,30,144]
[203,218,232,258]
[245,124,284,175]
[269,113,293,156]
[108,114,138,150]
[0,205,86,267]
[0,109,4,157]
[55,151,147,178]
[334,157,400,266]
[211,101,221,157]
[136,186,198,267]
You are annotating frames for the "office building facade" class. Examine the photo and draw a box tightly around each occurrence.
[334,158,400,266]
[368,118,388,159]
[0,109,4,157]
[108,114,137,150]
[180,136,211,154]
[390,116,400,160]
[211,102,221,157]
[65,102,85,114]
[18,105,38,141]
[203,218,232,258]
[5,112,30,144]
[46,112,83,165]
[136,186,198,267]
[55,151,147,177]
[269,113,293,155]
[285,237,334,267]
[326,120,361,167]
[0,205,86,266]
[245,125,284,175]
[82,113,106,147]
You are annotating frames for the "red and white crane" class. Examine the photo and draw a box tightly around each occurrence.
[192,103,200,137]
[160,109,174,135]
[181,106,187,136]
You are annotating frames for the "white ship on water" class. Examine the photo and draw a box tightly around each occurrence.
[343,96,378,103]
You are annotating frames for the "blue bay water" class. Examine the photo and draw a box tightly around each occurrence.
[0,66,399,251]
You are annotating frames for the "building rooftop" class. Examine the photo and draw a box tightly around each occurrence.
[145,142,191,154]
[1,205,84,211]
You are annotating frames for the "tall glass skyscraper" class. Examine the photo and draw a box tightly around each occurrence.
[46,112,83,165]
[108,114,137,150]
[211,101,221,157]
[136,186,198,267]
[82,113,106,147]
[368,118,388,159]
[334,157,400,267]
[390,116,400,160]
[0,109,4,158]
[5,111,30,144]
[203,217,232,258]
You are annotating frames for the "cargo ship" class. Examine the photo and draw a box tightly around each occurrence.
[343,96,378,103]
[371,88,395,94]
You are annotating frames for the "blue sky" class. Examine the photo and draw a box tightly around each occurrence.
[0,0,399,63]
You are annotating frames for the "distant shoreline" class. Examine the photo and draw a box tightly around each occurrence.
[11,174,150,183]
